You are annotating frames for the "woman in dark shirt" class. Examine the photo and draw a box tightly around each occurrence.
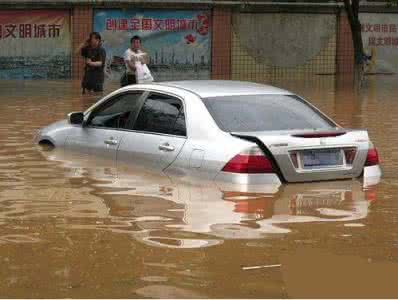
[81,32,106,94]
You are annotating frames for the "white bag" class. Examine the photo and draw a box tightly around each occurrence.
[135,62,154,84]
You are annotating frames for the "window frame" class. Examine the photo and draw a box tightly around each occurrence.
[85,91,148,131]
[129,91,188,138]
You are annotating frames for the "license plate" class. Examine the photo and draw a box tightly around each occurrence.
[301,149,343,168]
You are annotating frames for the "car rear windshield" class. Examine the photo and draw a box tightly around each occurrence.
[202,94,335,132]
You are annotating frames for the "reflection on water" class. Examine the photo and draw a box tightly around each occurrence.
[33,149,375,248]
[0,78,397,298]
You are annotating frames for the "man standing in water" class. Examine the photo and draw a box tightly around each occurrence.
[121,35,149,87]
[81,32,106,94]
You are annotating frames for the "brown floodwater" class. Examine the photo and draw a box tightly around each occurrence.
[0,78,397,298]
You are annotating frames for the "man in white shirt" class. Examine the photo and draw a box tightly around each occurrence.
[121,35,149,87]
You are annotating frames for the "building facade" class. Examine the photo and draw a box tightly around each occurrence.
[0,0,396,82]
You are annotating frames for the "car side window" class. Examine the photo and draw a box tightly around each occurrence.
[89,92,143,129]
[133,93,186,136]
[172,109,186,136]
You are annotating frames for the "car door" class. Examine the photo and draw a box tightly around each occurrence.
[65,91,145,162]
[117,92,187,172]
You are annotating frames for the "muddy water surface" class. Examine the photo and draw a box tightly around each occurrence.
[0,78,397,298]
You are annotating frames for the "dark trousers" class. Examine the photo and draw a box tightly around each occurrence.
[82,67,104,93]
[120,73,137,87]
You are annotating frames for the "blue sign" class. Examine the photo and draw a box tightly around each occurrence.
[93,9,211,82]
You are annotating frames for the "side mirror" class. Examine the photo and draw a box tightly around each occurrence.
[68,112,84,125]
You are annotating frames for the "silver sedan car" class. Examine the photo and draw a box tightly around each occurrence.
[35,80,382,185]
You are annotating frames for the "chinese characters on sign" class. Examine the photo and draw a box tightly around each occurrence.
[361,23,398,47]
[359,13,398,73]
[0,10,71,79]
[94,9,211,81]
[0,23,62,39]
[105,17,199,31]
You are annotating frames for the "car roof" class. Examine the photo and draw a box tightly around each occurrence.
[153,80,293,98]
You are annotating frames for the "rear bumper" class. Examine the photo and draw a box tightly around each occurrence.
[214,164,381,188]
[363,165,382,187]
[215,172,282,186]
[214,172,281,193]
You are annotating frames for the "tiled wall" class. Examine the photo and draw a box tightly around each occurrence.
[71,6,93,80]
[231,31,337,82]
[211,8,232,79]
[336,12,354,76]
[66,6,355,80]
[230,13,337,82]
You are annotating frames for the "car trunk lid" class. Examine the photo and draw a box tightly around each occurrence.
[232,129,370,183]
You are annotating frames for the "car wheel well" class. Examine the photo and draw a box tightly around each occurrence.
[38,139,55,150]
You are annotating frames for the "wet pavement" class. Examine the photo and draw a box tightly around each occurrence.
[0,78,397,298]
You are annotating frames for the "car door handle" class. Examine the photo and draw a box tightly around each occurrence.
[159,143,175,152]
[104,138,118,146]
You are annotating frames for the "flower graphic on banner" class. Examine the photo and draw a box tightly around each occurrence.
[185,34,196,44]
[196,13,209,36]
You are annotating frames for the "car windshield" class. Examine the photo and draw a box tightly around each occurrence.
[202,94,335,132]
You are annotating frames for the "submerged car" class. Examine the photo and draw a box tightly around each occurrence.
[36,80,381,185]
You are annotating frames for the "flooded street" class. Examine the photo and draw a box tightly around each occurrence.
[0,78,397,298]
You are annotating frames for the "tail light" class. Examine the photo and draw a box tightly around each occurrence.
[365,145,379,167]
[365,147,379,166]
[222,146,274,174]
